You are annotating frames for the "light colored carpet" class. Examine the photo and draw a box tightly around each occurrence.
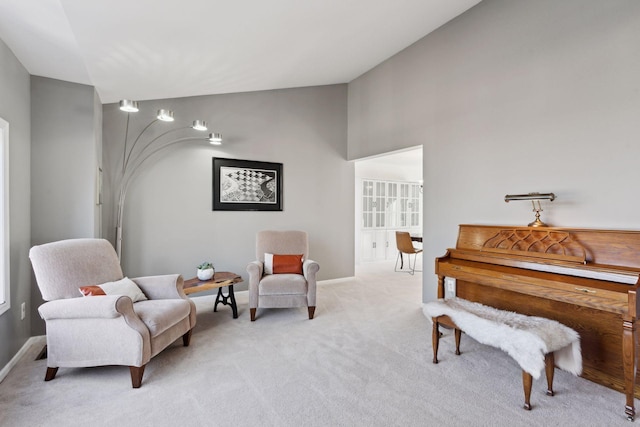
[0,261,635,426]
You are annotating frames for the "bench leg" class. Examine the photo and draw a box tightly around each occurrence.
[432,320,440,364]
[522,371,533,410]
[432,315,461,363]
[545,352,555,396]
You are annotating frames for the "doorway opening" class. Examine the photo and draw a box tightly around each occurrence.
[354,146,423,266]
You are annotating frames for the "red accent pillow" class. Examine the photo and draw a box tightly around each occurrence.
[272,254,304,274]
[79,285,106,296]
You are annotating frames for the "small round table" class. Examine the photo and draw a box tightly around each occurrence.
[183,272,243,318]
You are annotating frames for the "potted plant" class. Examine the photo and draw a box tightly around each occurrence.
[197,262,215,281]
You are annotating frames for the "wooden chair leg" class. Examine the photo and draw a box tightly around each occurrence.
[130,365,146,388]
[250,308,256,321]
[545,352,555,396]
[522,371,533,410]
[44,367,58,381]
[308,306,316,319]
[432,319,440,364]
[182,329,193,347]
[454,328,462,355]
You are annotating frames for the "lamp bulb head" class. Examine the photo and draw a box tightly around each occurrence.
[208,133,223,145]
[192,120,208,131]
[157,109,174,122]
[119,99,139,112]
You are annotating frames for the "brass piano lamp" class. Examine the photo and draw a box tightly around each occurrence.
[504,192,556,227]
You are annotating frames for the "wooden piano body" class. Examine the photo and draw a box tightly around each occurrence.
[435,225,640,419]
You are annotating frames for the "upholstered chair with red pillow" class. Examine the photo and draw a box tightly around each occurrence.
[29,238,196,388]
[246,230,319,321]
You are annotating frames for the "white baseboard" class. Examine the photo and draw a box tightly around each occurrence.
[0,335,46,384]
[318,276,355,285]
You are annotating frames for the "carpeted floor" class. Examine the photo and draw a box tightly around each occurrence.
[0,261,635,426]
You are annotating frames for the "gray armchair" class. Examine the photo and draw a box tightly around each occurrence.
[29,238,196,388]
[246,230,319,321]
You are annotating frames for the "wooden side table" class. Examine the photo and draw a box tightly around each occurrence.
[183,271,243,318]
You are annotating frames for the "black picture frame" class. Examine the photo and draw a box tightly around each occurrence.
[212,157,283,211]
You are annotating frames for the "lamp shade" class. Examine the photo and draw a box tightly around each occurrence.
[192,120,207,131]
[157,109,175,122]
[119,99,139,112]
[208,133,223,145]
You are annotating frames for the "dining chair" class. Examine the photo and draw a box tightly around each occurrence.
[394,231,422,274]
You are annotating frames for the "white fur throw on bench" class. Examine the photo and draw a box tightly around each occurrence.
[423,298,582,379]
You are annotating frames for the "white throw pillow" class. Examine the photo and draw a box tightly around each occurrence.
[80,277,148,302]
[264,253,274,275]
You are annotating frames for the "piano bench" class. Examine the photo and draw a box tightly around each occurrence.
[424,298,582,411]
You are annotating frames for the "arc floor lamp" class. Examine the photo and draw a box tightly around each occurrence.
[115,99,223,260]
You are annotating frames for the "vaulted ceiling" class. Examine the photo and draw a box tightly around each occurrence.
[0,0,480,103]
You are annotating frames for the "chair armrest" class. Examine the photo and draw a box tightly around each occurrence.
[132,274,196,329]
[38,295,135,320]
[303,259,319,307]
[132,274,185,300]
[303,259,319,279]
[246,261,263,282]
[38,296,152,367]
[246,261,264,309]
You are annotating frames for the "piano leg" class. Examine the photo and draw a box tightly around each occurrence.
[437,276,445,299]
[623,319,636,421]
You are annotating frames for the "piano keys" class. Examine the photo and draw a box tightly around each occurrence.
[435,225,640,420]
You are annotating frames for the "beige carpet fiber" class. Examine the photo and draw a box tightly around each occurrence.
[0,261,635,426]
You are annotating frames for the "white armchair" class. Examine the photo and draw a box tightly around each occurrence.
[29,238,196,388]
[246,230,319,321]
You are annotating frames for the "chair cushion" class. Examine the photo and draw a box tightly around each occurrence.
[259,274,307,296]
[264,253,304,274]
[133,299,191,338]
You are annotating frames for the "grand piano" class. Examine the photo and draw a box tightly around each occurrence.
[435,224,640,420]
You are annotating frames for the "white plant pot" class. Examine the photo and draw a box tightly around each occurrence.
[197,268,214,281]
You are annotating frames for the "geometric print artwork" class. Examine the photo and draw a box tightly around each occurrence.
[220,166,277,204]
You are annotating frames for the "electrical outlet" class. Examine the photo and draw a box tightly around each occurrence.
[445,278,456,294]
[21,302,25,320]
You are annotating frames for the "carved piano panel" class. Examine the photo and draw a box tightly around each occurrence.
[436,225,640,419]
[481,228,587,263]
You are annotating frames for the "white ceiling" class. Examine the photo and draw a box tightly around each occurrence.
[0,0,480,104]
[361,147,423,167]
[356,146,423,178]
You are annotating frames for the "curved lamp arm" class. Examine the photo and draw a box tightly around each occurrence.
[115,136,206,260]
[124,125,191,173]
[122,116,159,171]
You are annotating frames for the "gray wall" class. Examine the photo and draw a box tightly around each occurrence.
[30,76,102,334]
[102,85,353,286]
[348,0,640,301]
[0,38,32,369]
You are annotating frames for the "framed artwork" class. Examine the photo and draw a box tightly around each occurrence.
[212,157,283,211]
